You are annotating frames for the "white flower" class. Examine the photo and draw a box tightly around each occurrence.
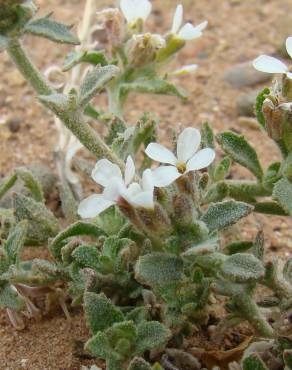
[253,37,292,79]
[145,127,215,187]
[171,4,207,41]
[78,156,154,218]
[120,0,152,25]
[170,64,198,76]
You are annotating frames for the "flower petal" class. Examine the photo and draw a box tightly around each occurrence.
[286,37,292,59]
[103,177,126,201]
[171,64,198,76]
[78,194,114,218]
[131,191,154,209]
[171,4,183,34]
[186,148,215,172]
[125,155,135,185]
[120,0,152,23]
[91,159,122,187]
[178,21,207,40]
[142,168,154,192]
[152,166,181,187]
[145,143,177,165]
[177,127,201,163]
[119,182,141,204]
[253,55,288,74]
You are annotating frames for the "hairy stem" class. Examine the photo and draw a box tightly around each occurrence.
[6,38,125,170]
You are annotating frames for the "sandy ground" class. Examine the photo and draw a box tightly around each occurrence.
[0,0,292,368]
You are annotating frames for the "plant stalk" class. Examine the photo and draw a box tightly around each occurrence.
[6,37,125,170]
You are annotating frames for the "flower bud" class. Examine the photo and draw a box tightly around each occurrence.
[282,73,292,100]
[137,202,172,238]
[126,33,165,68]
[173,193,197,227]
[0,0,36,33]
[156,33,185,63]
[96,8,124,48]
[262,98,285,141]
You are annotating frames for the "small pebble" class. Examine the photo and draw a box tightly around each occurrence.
[8,117,21,133]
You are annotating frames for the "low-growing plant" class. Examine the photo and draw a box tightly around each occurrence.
[0,0,292,369]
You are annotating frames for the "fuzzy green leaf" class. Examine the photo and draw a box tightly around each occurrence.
[24,16,80,45]
[13,193,59,245]
[243,353,269,370]
[255,87,270,127]
[4,220,27,264]
[224,241,253,255]
[127,357,153,370]
[222,253,265,283]
[283,258,292,284]
[84,292,124,334]
[217,131,263,180]
[49,221,104,260]
[107,320,137,347]
[213,156,232,181]
[0,283,24,310]
[201,122,215,149]
[79,65,119,107]
[202,182,228,204]
[63,50,109,71]
[72,245,100,270]
[135,253,184,287]
[135,321,170,355]
[38,93,68,113]
[252,231,265,261]
[201,200,253,232]
[15,167,44,202]
[273,177,292,215]
[254,201,288,216]
[85,331,120,360]
[120,78,187,100]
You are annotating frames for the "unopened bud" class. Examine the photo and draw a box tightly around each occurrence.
[0,0,36,33]
[262,98,285,141]
[173,193,196,227]
[96,8,124,48]
[126,33,165,68]
[137,202,172,238]
[282,73,292,100]
[156,33,185,63]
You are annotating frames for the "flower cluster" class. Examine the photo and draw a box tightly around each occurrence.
[99,0,208,73]
[78,127,216,218]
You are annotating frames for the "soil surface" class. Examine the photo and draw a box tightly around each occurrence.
[0,0,292,369]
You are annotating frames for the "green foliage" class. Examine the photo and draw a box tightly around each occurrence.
[243,353,269,370]
[201,200,253,232]
[24,15,80,44]
[0,221,27,311]
[13,193,59,245]
[79,65,119,107]
[63,50,109,71]
[273,177,292,215]
[135,253,184,288]
[221,253,265,283]
[49,221,105,260]
[217,131,264,180]
[84,292,124,334]
[84,292,169,369]
[3,1,292,367]
[255,87,270,128]
[120,78,187,101]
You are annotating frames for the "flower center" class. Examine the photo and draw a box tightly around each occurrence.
[176,162,186,173]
